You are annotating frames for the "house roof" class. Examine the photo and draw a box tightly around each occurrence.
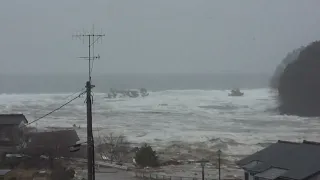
[0,169,11,175]
[21,130,80,157]
[255,167,287,180]
[27,129,80,147]
[0,114,28,125]
[237,140,320,180]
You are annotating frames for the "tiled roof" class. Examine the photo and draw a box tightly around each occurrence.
[0,114,28,125]
[237,140,320,180]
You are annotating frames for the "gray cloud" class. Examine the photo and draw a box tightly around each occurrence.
[1,0,320,74]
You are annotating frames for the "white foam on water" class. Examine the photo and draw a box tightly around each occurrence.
[1,88,320,163]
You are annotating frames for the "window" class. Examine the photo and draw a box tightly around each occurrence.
[245,172,249,180]
[0,127,12,142]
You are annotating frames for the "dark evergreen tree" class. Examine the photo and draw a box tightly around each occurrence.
[134,143,159,167]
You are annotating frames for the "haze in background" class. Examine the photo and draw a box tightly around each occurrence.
[0,73,268,93]
[2,2,320,174]
[1,0,320,74]
[0,0,319,92]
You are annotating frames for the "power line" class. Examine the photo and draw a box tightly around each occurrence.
[64,88,86,100]
[25,90,86,126]
[31,88,86,125]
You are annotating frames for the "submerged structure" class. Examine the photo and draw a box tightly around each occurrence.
[106,88,149,98]
[0,114,28,159]
[228,88,244,97]
[22,129,81,158]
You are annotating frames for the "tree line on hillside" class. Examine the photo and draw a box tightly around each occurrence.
[271,41,320,117]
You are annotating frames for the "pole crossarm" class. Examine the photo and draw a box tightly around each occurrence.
[73,26,105,180]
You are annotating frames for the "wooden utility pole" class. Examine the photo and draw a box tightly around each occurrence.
[199,158,209,180]
[86,80,94,180]
[73,28,105,180]
[217,149,222,180]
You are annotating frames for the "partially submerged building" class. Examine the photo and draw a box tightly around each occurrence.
[0,114,28,158]
[22,129,81,158]
[0,114,78,179]
[237,140,320,180]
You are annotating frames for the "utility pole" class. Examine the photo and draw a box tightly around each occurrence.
[73,27,105,180]
[217,149,222,180]
[199,158,209,180]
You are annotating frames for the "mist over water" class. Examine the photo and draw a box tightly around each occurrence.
[0,73,270,93]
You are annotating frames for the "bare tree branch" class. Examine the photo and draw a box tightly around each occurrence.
[96,132,129,163]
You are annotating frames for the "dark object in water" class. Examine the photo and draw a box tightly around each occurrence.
[140,88,149,97]
[161,159,182,166]
[228,89,244,96]
[278,41,320,116]
[106,88,149,98]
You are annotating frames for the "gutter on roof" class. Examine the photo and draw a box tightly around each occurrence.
[270,166,288,171]
[277,140,300,144]
[249,169,269,175]
[277,176,298,180]
[240,160,266,173]
[255,167,287,180]
[298,170,320,180]
[302,140,320,145]
[245,169,260,175]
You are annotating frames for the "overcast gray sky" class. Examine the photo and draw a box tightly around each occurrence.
[1,0,320,74]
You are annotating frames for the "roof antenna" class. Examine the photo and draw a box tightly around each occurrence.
[72,25,105,180]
